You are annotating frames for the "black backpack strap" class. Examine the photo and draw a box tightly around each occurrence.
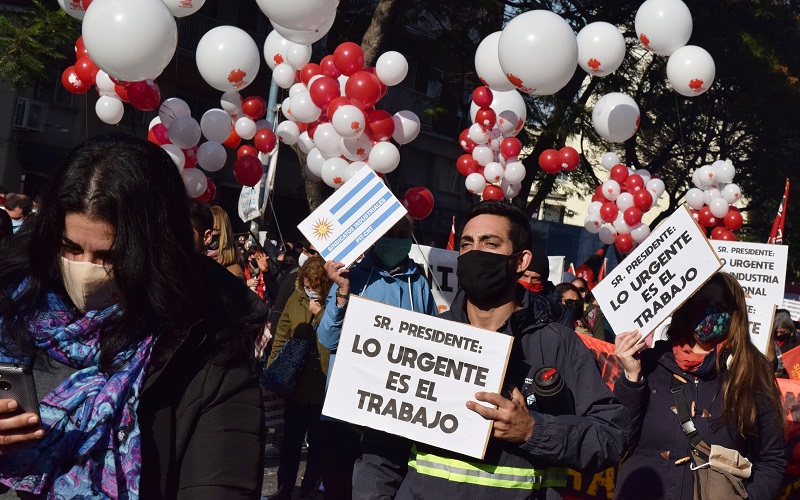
[670,374,707,456]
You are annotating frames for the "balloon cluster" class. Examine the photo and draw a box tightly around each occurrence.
[685,160,742,241]
[269,38,422,191]
[583,152,665,254]
[538,147,580,175]
[456,87,528,201]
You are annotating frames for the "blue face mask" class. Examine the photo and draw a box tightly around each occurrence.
[304,287,320,301]
[691,306,732,343]
[374,237,412,268]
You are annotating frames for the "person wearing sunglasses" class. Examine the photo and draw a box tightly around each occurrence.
[555,282,589,335]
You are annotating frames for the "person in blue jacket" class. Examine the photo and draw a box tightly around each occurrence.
[318,215,437,499]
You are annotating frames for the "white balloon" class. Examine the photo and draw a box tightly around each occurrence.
[95,70,115,95]
[577,22,626,77]
[149,116,162,131]
[613,213,632,235]
[584,215,602,234]
[196,26,260,92]
[712,160,735,183]
[474,32,516,92]
[722,183,741,204]
[468,123,490,145]
[697,164,715,187]
[313,123,343,157]
[270,13,336,45]
[234,117,257,140]
[82,0,176,81]
[263,30,293,70]
[255,0,338,32]
[368,142,401,173]
[200,109,232,143]
[332,105,366,138]
[500,179,522,199]
[290,91,322,123]
[256,119,273,131]
[630,223,651,244]
[703,188,722,206]
[95,95,124,124]
[220,91,243,117]
[303,162,322,182]
[321,157,349,188]
[57,0,85,19]
[496,110,520,136]
[307,148,326,176]
[276,121,301,145]
[181,167,208,198]
[635,0,692,56]
[376,51,409,86]
[646,178,666,198]
[667,45,716,97]
[498,10,578,96]
[161,144,185,169]
[487,129,503,152]
[708,198,729,218]
[598,225,618,245]
[197,141,227,172]
[272,63,296,89]
[635,169,652,185]
[616,192,635,211]
[601,152,620,170]
[162,0,205,17]
[167,116,201,149]
[592,93,640,143]
[465,173,487,194]
[159,98,190,128]
[341,135,371,161]
[297,131,315,153]
[289,83,307,97]
[287,43,313,70]
[602,180,621,201]
[344,161,366,183]
[588,201,604,216]
[472,146,494,167]
[392,111,420,145]
[281,97,294,121]
[504,161,526,184]
[483,162,505,183]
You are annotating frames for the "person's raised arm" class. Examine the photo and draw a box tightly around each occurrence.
[317,261,350,351]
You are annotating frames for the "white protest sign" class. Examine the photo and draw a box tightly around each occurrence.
[783,299,800,321]
[238,179,262,223]
[298,167,407,267]
[263,390,285,426]
[322,296,512,459]
[712,241,788,304]
[550,256,565,283]
[593,206,722,337]
[746,297,776,355]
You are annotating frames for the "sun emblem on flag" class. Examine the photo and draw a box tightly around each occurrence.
[312,218,334,240]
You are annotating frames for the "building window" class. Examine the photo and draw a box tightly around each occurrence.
[540,204,565,223]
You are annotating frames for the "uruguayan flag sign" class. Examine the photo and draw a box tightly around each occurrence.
[298,166,407,267]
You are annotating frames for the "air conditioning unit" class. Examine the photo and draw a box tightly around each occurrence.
[13,98,48,132]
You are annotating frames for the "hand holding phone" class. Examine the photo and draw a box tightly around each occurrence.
[0,363,44,455]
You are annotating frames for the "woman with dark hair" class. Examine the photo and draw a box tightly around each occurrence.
[613,272,785,499]
[555,282,589,334]
[267,256,332,500]
[0,133,268,498]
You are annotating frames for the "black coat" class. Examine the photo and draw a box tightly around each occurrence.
[614,341,785,500]
[138,259,269,499]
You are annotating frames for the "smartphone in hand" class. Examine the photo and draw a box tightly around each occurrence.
[0,362,40,419]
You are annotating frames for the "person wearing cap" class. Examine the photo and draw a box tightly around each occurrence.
[518,244,578,328]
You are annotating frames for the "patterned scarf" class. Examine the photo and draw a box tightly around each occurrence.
[0,281,154,499]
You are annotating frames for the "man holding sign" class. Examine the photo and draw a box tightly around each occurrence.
[353,201,630,499]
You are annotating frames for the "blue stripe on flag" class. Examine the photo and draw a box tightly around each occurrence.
[338,182,384,224]
[330,173,373,214]
[330,200,403,263]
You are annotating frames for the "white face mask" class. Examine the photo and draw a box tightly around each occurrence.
[298,252,309,267]
[304,287,320,301]
[60,256,121,312]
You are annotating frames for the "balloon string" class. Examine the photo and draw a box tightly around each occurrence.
[268,196,286,248]
[673,93,690,171]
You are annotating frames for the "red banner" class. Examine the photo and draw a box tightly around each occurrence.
[768,177,790,245]
[783,345,800,381]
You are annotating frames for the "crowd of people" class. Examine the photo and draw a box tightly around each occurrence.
[0,133,796,500]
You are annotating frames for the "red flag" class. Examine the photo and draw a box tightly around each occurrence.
[597,258,608,282]
[445,215,455,250]
[568,263,576,275]
[768,177,790,244]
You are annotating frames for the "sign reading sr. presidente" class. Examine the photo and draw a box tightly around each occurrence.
[593,205,722,338]
[322,296,512,459]
[712,240,789,304]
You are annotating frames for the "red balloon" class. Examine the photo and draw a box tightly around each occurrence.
[223,128,241,149]
[114,84,129,102]
[345,71,381,109]
[500,138,522,159]
[333,42,365,76]
[724,210,743,231]
[558,147,580,171]
[624,174,644,193]
[615,233,634,253]
[482,185,505,201]
[364,66,388,99]
[61,66,91,94]
[75,36,89,60]
[74,56,99,85]
[633,189,653,211]
[126,80,160,111]
[195,178,217,204]
[457,154,479,177]
[610,164,629,184]
[326,96,351,119]
[710,227,736,241]
[242,96,267,120]
[697,206,717,228]
[472,86,493,108]
[591,193,607,203]
[623,206,643,226]
[183,146,198,168]
[233,155,263,187]
[148,123,170,146]
[238,145,258,158]
[459,128,477,153]
[538,149,561,174]
[474,108,496,130]
[299,63,322,86]
[599,202,619,223]
[403,187,435,219]
[365,109,394,142]
[254,128,277,154]
[320,55,341,79]
[309,76,341,109]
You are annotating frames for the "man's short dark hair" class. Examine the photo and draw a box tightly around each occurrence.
[463,201,532,254]
[188,200,213,235]
[5,193,32,216]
